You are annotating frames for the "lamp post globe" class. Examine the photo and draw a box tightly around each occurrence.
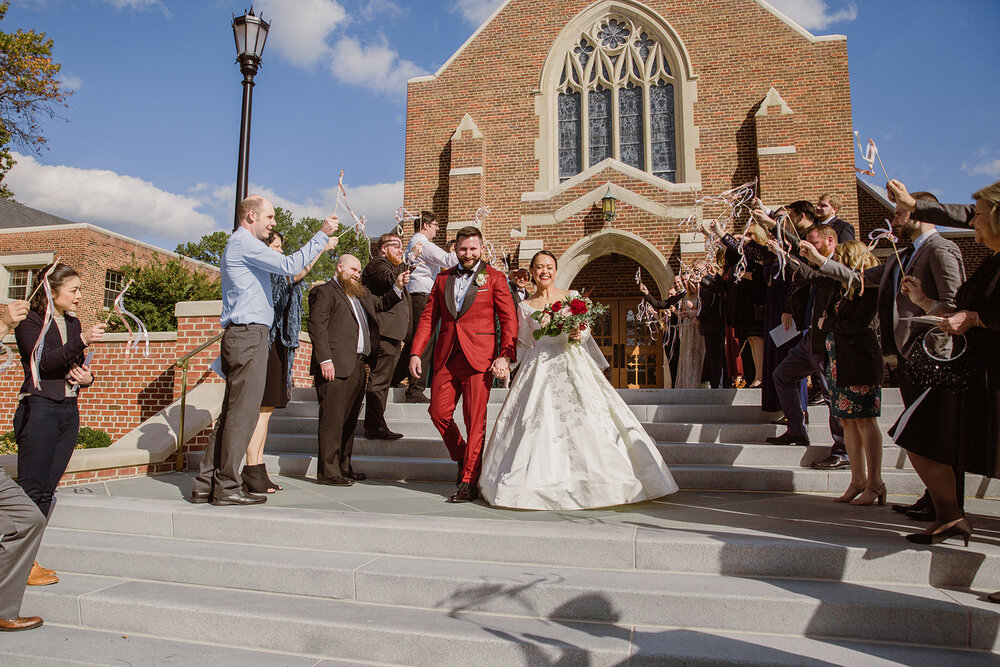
[232,7,270,230]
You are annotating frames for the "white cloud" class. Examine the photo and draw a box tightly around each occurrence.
[101,0,170,17]
[360,0,404,21]
[6,153,218,244]
[57,73,82,91]
[766,0,857,31]
[329,36,426,96]
[253,0,348,69]
[452,0,504,26]
[963,157,1000,179]
[246,179,404,237]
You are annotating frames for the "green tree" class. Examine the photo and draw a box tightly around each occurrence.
[175,230,229,266]
[107,255,221,333]
[0,1,71,200]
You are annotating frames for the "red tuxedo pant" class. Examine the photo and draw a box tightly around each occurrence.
[428,349,493,484]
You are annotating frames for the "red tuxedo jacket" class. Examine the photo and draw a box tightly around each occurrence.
[411,263,517,373]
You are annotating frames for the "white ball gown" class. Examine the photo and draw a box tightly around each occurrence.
[479,295,679,510]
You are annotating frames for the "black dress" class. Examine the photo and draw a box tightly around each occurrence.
[895,251,1000,476]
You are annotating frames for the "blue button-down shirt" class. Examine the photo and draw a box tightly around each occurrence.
[220,227,330,328]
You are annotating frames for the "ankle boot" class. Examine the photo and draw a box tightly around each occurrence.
[241,464,277,494]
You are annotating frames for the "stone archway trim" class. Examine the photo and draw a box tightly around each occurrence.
[555,227,674,299]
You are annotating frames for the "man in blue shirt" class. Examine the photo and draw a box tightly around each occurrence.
[192,195,338,505]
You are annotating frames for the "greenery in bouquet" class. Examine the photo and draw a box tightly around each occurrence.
[530,291,606,345]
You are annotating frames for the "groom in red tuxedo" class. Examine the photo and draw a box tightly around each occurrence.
[409,225,518,502]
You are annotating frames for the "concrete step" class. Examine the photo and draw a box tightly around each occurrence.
[45,497,1000,590]
[30,528,1000,650]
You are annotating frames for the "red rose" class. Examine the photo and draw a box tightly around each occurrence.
[551,301,562,311]
[569,299,587,315]
[580,322,588,330]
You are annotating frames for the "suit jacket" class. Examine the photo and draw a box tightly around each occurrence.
[697,274,727,335]
[817,287,883,387]
[819,233,965,357]
[411,262,517,373]
[783,261,840,354]
[825,216,856,243]
[361,256,411,341]
[15,310,92,400]
[509,283,529,307]
[308,279,402,379]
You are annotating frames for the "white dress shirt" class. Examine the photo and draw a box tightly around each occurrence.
[406,232,457,294]
[453,262,481,311]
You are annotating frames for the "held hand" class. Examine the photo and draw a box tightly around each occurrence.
[798,240,824,266]
[751,208,775,229]
[321,214,340,236]
[67,364,94,387]
[490,356,510,379]
[781,312,795,331]
[886,179,916,213]
[1,299,28,330]
[320,360,336,382]
[817,316,826,330]
[899,275,926,305]
[408,355,422,379]
[395,270,411,290]
[940,310,977,336]
[412,242,424,257]
[638,282,649,296]
[568,326,582,341]
[81,323,106,346]
[324,236,339,252]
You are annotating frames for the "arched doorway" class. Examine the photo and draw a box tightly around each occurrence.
[558,228,674,389]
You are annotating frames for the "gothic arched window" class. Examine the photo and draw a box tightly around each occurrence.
[557,15,678,183]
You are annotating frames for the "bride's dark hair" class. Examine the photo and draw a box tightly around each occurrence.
[530,250,558,269]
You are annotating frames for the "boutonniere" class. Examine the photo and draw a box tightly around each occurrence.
[475,272,488,287]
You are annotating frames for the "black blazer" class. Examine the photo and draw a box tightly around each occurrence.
[361,256,411,341]
[784,261,840,354]
[15,310,91,400]
[826,216,856,243]
[643,291,685,311]
[818,286,883,387]
[697,274,727,335]
[308,279,401,380]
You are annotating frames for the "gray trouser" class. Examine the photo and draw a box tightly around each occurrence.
[193,324,270,498]
[0,469,46,618]
[773,331,846,457]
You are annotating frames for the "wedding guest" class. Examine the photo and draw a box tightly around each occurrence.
[674,267,706,388]
[14,263,104,585]
[798,240,886,504]
[508,268,532,305]
[0,299,46,630]
[362,233,411,440]
[402,211,457,403]
[816,192,857,242]
[242,230,331,494]
[766,224,848,469]
[308,255,408,486]
[886,179,999,552]
[191,195,337,506]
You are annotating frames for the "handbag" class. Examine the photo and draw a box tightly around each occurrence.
[903,330,977,393]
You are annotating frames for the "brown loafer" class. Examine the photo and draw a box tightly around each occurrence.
[27,563,58,586]
[33,561,55,576]
[0,616,43,631]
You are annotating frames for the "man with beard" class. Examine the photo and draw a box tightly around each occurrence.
[309,254,410,485]
[361,233,411,440]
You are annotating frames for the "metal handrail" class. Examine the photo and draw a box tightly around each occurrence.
[173,332,223,470]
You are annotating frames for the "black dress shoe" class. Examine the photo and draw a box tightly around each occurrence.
[811,455,850,470]
[766,432,811,446]
[906,506,937,522]
[365,428,404,440]
[317,476,354,486]
[769,416,788,426]
[808,390,824,405]
[189,491,211,504]
[447,482,479,503]
[210,490,267,506]
[892,490,932,514]
[404,392,431,404]
[347,472,367,481]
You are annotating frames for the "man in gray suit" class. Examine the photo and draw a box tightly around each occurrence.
[809,191,965,507]
[0,300,46,631]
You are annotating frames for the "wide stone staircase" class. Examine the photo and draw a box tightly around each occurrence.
[5,387,1000,665]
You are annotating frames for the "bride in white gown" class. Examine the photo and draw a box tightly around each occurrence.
[479,251,678,510]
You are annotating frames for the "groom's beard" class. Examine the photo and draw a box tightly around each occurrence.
[460,257,481,270]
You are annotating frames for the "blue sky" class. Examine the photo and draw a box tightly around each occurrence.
[3,0,998,250]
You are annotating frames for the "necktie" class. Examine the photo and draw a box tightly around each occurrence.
[349,297,371,356]
[457,265,475,276]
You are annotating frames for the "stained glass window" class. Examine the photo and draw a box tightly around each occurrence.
[588,88,612,166]
[650,83,676,182]
[558,91,582,181]
[619,85,644,169]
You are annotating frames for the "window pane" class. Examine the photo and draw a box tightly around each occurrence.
[588,88,612,166]
[558,92,582,180]
[651,83,677,182]
[104,270,126,309]
[619,86,644,169]
[7,268,31,301]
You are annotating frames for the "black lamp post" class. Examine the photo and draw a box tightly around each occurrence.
[232,7,270,230]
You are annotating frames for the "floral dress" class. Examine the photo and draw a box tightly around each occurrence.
[824,334,881,419]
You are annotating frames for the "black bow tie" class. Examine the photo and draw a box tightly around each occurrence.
[457,265,477,276]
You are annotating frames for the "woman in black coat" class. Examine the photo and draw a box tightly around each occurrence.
[14,263,104,583]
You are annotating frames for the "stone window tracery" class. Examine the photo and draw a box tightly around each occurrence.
[556,14,678,183]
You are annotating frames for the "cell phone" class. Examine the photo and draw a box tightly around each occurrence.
[82,349,95,368]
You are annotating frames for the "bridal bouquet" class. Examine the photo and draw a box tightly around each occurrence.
[531,292,606,345]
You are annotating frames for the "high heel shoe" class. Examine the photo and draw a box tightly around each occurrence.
[850,484,887,506]
[834,484,865,503]
[241,464,278,494]
[905,518,973,547]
